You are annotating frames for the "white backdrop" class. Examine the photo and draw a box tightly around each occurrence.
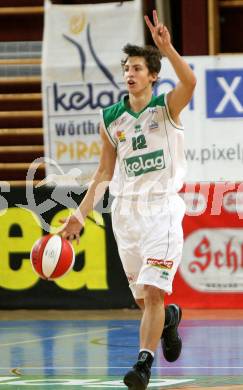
[42,0,243,184]
[158,55,243,182]
[42,0,144,185]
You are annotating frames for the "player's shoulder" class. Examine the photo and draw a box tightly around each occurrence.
[150,93,166,108]
[102,98,126,129]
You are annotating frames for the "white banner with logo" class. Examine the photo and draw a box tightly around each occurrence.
[42,0,144,186]
[43,2,243,185]
[157,55,243,182]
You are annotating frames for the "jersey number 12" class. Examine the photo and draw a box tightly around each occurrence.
[132,134,147,151]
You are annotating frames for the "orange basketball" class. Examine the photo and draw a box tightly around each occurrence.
[30,234,75,280]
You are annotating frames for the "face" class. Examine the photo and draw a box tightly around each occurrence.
[123,56,157,95]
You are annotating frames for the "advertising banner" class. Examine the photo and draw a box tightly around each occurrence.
[43,13,243,186]
[42,0,144,186]
[157,55,243,182]
[167,183,243,308]
[0,186,134,309]
[1,185,243,309]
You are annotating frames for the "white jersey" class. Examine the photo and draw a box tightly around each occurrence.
[100,93,187,199]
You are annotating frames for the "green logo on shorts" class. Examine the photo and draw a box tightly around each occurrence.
[161,271,169,280]
[123,150,165,177]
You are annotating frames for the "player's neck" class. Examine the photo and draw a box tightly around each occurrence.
[128,88,153,113]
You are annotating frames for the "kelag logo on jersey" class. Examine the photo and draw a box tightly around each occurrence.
[124,150,165,177]
[206,69,243,118]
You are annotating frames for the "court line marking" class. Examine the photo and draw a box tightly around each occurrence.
[0,366,243,370]
[179,325,243,329]
[0,327,122,347]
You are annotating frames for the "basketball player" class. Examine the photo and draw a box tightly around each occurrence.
[60,10,196,390]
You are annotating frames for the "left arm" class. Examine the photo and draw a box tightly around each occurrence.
[145,10,196,122]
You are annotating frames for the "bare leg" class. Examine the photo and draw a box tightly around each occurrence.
[123,287,164,388]
[135,298,144,311]
[136,295,182,362]
[139,285,165,351]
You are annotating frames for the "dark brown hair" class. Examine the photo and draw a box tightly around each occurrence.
[121,43,162,76]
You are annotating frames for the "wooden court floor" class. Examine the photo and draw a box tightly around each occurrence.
[0,309,242,389]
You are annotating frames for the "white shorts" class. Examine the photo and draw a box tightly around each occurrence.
[111,194,185,299]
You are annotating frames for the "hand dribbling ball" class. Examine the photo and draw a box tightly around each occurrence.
[30,234,75,280]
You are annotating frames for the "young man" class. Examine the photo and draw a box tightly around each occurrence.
[60,10,196,390]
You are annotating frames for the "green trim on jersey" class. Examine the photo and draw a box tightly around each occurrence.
[102,126,117,148]
[102,100,126,130]
[102,94,166,128]
[122,94,165,118]
[155,94,165,107]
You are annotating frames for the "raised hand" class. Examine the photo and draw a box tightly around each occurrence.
[144,9,171,54]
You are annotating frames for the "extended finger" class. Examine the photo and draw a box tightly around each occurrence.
[157,24,165,36]
[60,229,67,239]
[153,9,159,26]
[144,15,154,32]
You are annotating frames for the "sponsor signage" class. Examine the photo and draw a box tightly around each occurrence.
[42,0,243,184]
[159,56,243,181]
[0,186,133,309]
[168,183,243,308]
[223,191,243,214]
[206,69,243,118]
[1,183,243,308]
[42,0,144,185]
[147,258,173,270]
[181,191,207,216]
[124,150,165,177]
[181,228,243,292]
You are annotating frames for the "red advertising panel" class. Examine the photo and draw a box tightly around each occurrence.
[167,183,243,308]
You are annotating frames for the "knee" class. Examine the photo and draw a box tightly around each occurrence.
[144,285,165,306]
[135,298,144,310]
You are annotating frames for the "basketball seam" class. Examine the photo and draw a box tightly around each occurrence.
[49,236,63,279]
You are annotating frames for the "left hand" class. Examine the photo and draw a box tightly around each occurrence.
[144,10,171,54]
